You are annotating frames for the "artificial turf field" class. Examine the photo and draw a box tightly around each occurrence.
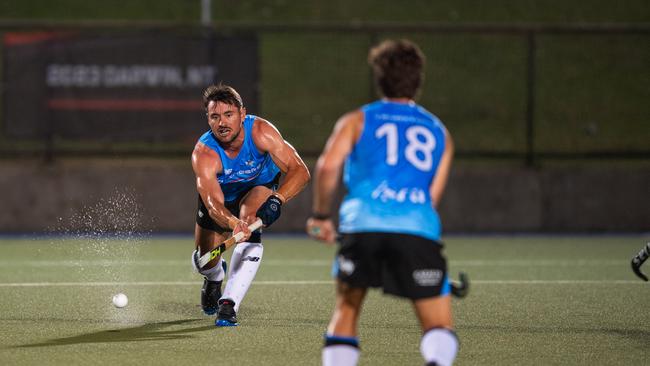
[0,235,648,365]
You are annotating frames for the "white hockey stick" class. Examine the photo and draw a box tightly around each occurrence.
[197,218,264,269]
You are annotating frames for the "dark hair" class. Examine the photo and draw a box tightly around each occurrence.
[368,39,425,99]
[203,84,243,110]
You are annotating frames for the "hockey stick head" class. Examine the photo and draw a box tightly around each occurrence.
[451,272,469,298]
[631,259,648,281]
[631,243,649,282]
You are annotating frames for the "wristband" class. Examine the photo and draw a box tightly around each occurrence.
[273,192,287,204]
[256,195,283,227]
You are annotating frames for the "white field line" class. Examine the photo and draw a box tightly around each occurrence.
[0,280,645,287]
[0,259,332,267]
[0,259,629,267]
[452,260,629,266]
[0,281,333,287]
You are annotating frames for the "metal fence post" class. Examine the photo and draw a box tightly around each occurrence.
[368,32,379,102]
[201,0,212,27]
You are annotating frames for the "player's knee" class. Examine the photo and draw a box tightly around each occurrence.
[193,251,226,282]
[191,249,200,273]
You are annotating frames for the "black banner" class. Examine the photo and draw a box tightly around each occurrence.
[3,32,258,142]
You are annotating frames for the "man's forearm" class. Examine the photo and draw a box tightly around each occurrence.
[276,166,310,203]
[312,166,340,216]
[206,201,239,229]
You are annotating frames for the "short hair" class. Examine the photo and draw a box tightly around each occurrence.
[368,39,425,99]
[203,84,243,110]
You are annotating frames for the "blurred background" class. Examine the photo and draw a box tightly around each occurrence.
[0,0,648,234]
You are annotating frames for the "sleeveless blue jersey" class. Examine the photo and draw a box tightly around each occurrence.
[339,100,447,241]
[198,115,280,202]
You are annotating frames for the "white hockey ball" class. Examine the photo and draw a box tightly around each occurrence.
[112,293,128,308]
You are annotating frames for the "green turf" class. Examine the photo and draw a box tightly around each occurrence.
[0,235,648,365]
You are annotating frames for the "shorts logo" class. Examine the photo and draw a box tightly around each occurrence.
[198,210,204,218]
[337,255,355,275]
[412,269,442,286]
[242,256,260,262]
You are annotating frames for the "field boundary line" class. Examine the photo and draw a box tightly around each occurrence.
[0,279,645,287]
[0,259,332,267]
[0,259,631,267]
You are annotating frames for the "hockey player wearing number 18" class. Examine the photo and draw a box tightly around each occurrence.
[307,39,459,366]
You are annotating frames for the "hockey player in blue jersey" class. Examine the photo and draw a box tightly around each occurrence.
[306,40,457,366]
[192,84,310,326]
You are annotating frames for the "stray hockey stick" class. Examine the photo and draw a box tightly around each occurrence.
[197,218,264,269]
[631,243,649,282]
[451,272,470,298]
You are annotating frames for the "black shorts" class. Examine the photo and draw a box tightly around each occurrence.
[196,173,280,243]
[335,232,450,300]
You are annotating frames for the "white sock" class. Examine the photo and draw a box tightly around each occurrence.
[222,242,263,312]
[192,249,225,281]
[420,328,458,366]
[323,335,360,366]
[323,345,360,366]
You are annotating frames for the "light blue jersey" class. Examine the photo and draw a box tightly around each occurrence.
[339,100,447,241]
[198,115,280,202]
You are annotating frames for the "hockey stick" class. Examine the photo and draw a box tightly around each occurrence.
[451,272,470,298]
[197,218,264,269]
[631,243,649,282]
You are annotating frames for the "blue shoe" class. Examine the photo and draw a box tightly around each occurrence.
[215,299,238,327]
[215,318,238,327]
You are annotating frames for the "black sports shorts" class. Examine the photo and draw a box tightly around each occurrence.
[196,173,280,243]
[335,232,450,300]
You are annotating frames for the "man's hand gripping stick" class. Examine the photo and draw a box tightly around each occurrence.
[197,218,263,269]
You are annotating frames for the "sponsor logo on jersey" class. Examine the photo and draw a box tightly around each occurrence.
[371,180,427,204]
[220,164,262,184]
[236,164,261,176]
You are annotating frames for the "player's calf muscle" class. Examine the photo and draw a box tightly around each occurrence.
[414,296,453,331]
